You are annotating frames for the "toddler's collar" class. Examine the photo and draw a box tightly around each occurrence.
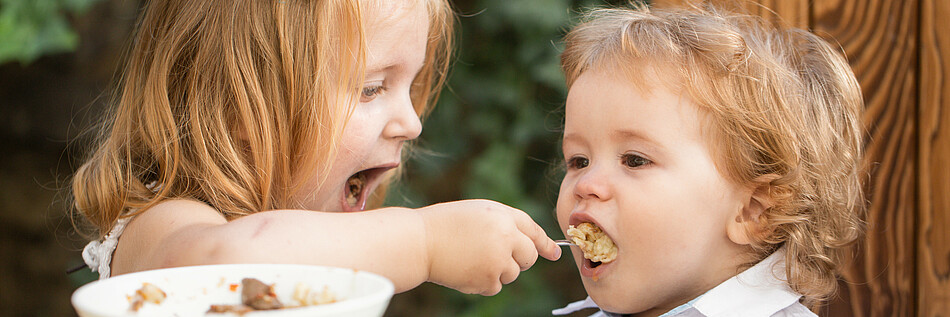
[690,248,802,316]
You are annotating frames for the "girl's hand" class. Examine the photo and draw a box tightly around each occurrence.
[418,199,561,295]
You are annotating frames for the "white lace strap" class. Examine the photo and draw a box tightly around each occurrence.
[82,216,133,280]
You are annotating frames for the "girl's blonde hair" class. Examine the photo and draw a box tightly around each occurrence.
[561,4,864,305]
[73,0,454,235]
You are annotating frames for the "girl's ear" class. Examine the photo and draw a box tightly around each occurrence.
[726,174,780,245]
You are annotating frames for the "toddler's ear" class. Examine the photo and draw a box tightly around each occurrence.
[726,174,780,245]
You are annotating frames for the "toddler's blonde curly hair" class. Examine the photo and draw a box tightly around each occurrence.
[561,4,865,306]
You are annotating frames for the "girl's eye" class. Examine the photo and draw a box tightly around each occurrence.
[360,85,385,103]
[621,153,651,168]
[566,156,590,170]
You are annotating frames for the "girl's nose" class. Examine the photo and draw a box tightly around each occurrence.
[383,95,423,141]
[573,166,612,201]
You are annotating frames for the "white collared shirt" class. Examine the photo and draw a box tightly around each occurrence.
[553,249,816,317]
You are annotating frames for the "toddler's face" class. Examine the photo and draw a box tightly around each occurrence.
[296,2,427,212]
[557,68,752,314]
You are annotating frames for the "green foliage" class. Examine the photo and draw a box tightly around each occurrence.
[388,0,637,315]
[0,0,104,65]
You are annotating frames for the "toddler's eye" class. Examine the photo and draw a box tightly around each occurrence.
[621,153,651,168]
[360,85,385,103]
[567,156,590,170]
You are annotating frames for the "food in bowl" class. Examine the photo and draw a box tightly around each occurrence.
[207,278,285,313]
[292,283,337,306]
[129,283,166,311]
[207,278,339,314]
[567,222,618,264]
[72,264,394,317]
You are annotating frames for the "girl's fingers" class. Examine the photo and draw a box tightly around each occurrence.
[480,281,504,296]
[511,210,561,261]
[499,261,521,285]
[512,236,539,271]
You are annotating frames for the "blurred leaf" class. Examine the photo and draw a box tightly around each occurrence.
[463,143,524,202]
[0,0,105,65]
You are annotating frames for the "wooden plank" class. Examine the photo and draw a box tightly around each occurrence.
[743,0,808,29]
[918,0,950,315]
[650,0,808,28]
[650,0,696,8]
[648,1,925,315]
[811,0,918,316]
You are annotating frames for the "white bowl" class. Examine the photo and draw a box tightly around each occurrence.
[71,264,394,317]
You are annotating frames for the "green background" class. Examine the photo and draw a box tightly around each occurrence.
[0,0,634,315]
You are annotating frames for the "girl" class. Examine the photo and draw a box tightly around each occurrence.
[552,4,864,316]
[75,0,560,296]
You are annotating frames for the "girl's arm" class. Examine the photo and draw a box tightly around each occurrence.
[111,199,560,294]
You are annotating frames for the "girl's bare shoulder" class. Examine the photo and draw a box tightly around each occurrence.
[131,199,227,232]
[112,199,227,274]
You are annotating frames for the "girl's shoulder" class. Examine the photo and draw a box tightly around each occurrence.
[125,199,227,239]
[110,199,228,275]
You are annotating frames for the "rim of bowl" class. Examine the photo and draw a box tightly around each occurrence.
[71,263,395,316]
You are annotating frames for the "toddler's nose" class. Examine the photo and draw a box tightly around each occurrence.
[573,166,612,201]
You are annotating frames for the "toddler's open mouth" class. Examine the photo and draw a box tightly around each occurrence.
[567,222,618,269]
[341,164,396,212]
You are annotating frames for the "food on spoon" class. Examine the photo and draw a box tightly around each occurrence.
[567,223,618,264]
[129,283,166,312]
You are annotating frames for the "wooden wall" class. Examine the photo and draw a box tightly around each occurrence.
[650,0,949,316]
[917,0,950,315]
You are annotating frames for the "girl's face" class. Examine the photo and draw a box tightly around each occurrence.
[296,2,428,212]
[556,68,751,315]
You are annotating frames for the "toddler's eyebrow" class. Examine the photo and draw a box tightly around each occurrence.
[611,129,663,151]
[562,133,587,147]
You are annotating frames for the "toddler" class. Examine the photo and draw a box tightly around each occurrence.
[552,4,864,316]
[74,0,560,296]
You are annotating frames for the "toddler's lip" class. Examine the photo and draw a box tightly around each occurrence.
[567,211,614,242]
[568,211,600,228]
[579,254,614,281]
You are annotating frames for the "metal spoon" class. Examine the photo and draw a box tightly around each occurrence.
[555,239,577,247]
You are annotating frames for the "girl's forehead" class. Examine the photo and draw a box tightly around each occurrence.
[362,0,427,24]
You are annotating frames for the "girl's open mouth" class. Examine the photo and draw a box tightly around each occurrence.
[341,164,397,212]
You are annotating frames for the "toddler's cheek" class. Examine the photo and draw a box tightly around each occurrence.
[582,277,642,314]
[554,206,571,231]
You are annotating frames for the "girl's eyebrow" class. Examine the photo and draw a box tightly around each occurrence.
[366,61,398,73]
[366,58,424,77]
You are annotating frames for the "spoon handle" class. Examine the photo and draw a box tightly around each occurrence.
[555,239,577,247]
